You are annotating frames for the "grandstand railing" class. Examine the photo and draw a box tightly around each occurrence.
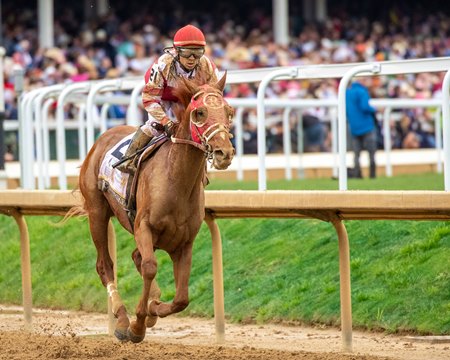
[228,97,444,181]
[14,57,450,190]
[8,96,444,187]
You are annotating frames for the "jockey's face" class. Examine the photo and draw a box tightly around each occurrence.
[177,46,205,71]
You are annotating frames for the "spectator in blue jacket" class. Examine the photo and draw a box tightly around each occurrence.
[346,78,378,178]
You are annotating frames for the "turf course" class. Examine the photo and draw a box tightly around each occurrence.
[0,172,448,334]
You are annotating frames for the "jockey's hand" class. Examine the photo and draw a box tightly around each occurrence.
[150,119,175,136]
[164,121,175,136]
[150,122,164,132]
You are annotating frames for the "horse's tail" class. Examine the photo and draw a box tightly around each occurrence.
[58,189,88,225]
[63,204,87,219]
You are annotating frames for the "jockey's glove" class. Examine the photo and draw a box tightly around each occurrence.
[150,121,164,132]
[164,120,175,136]
[150,119,175,137]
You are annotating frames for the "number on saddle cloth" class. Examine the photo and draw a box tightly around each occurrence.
[111,138,133,161]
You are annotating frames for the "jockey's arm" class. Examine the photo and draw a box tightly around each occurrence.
[141,63,171,135]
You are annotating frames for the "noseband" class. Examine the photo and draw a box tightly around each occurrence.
[171,87,232,158]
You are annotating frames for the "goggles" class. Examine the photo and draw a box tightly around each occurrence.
[177,47,205,59]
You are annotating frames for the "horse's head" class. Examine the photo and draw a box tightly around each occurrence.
[173,74,235,170]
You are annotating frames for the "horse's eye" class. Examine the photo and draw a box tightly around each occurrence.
[195,108,208,122]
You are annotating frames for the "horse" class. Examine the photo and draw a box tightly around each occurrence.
[77,74,234,343]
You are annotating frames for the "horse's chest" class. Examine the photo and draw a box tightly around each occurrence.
[153,214,203,251]
[151,198,203,223]
[137,184,205,248]
[147,200,204,248]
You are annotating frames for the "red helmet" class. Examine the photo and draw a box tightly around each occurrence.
[173,25,206,47]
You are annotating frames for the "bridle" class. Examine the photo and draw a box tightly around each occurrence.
[171,86,233,160]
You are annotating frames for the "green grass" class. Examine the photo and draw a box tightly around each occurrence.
[207,172,446,190]
[0,172,449,335]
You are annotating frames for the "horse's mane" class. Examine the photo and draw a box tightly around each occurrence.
[171,73,224,122]
[173,73,209,108]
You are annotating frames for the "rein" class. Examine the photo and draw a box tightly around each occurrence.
[170,135,208,153]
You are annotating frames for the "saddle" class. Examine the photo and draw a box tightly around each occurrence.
[98,134,168,231]
[124,136,168,229]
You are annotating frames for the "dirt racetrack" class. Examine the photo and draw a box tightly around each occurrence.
[1,305,449,360]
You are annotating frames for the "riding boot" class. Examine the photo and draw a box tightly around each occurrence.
[116,128,152,174]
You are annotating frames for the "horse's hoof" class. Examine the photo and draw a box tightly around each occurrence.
[114,328,129,342]
[148,299,161,316]
[127,327,145,343]
[145,314,158,328]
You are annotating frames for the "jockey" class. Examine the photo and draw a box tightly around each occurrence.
[116,24,220,174]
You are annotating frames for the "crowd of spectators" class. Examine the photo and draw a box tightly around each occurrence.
[1,2,449,159]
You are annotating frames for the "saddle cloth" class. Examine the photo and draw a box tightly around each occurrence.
[98,132,135,205]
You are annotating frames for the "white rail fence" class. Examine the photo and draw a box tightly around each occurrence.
[228,97,444,181]
[13,57,450,190]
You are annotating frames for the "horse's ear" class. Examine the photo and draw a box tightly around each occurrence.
[216,72,227,92]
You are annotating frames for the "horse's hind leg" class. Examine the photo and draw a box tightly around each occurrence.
[88,207,130,341]
[131,248,161,327]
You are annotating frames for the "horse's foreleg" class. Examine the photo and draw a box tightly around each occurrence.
[131,248,161,328]
[128,224,157,343]
[149,242,193,318]
[146,279,161,328]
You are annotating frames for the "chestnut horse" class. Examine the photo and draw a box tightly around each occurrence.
[78,74,234,343]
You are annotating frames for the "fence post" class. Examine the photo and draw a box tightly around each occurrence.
[282,107,292,180]
[296,111,305,179]
[33,85,65,189]
[442,70,450,191]
[56,82,91,190]
[204,213,225,344]
[382,107,392,177]
[337,63,380,190]
[0,47,6,189]
[434,107,442,174]
[234,107,245,181]
[330,107,338,179]
[126,82,145,126]
[86,80,121,150]
[256,67,298,190]
[41,98,55,188]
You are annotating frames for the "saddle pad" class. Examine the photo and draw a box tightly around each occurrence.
[98,132,135,202]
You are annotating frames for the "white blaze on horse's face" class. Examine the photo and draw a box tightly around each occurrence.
[190,88,235,170]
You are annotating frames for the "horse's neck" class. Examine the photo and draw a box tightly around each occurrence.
[166,126,206,194]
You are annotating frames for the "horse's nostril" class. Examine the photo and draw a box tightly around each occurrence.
[215,149,233,160]
[214,149,226,159]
